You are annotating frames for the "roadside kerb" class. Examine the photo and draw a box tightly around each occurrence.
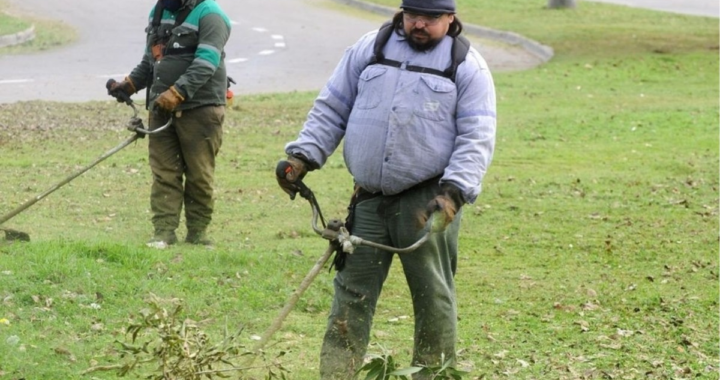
[333,0,554,62]
[0,25,35,48]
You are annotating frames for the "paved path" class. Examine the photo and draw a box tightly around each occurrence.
[589,0,718,17]
[0,0,379,103]
[0,0,540,104]
[0,0,714,104]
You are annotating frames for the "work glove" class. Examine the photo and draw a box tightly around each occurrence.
[106,77,137,104]
[420,183,464,232]
[275,155,309,200]
[155,85,185,112]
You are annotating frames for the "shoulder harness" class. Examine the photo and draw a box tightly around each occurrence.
[368,20,471,83]
[151,0,206,56]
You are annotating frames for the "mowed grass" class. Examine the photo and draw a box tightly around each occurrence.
[0,1,718,379]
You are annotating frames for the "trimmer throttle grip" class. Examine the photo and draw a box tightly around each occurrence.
[106,78,133,105]
[276,159,312,201]
[276,160,293,180]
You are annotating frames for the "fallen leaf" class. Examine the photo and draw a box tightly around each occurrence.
[600,343,622,350]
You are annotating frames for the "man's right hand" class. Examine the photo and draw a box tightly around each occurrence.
[276,156,308,200]
[106,77,137,104]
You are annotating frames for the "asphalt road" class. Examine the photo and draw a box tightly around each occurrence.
[589,0,718,17]
[0,0,715,104]
[0,0,541,104]
[0,0,383,103]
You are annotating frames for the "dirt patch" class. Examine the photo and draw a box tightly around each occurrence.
[470,36,548,72]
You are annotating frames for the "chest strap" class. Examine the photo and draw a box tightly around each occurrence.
[368,20,470,82]
[372,58,451,79]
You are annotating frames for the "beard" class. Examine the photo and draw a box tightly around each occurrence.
[406,28,442,52]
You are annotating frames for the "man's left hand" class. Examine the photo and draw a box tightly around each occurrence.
[421,183,464,231]
[425,195,457,231]
[156,85,185,111]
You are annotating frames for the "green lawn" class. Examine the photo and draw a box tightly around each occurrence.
[0,12,29,36]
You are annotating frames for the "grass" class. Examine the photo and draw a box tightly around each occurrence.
[0,0,77,54]
[368,0,719,58]
[0,12,29,36]
[0,1,718,379]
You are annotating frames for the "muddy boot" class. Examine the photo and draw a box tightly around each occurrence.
[185,229,212,246]
[146,230,178,249]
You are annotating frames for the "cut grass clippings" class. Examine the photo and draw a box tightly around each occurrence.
[0,1,718,379]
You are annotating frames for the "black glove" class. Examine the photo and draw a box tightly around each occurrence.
[275,156,309,200]
[106,77,136,104]
[421,183,465,231]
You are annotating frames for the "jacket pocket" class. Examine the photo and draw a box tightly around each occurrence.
[354,66,388,110]
[413,75,456,122]
[168,25,198,51]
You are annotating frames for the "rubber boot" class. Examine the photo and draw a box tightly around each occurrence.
[146,230,178,249]
[185,229,212,246]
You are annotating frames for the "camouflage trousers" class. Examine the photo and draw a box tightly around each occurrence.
[148,105,224,235]
[319,183,461,379]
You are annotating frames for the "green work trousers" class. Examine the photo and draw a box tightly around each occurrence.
[319,183,461,379]
[147,106,223,234]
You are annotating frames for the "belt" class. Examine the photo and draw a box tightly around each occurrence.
[355,175,442,202]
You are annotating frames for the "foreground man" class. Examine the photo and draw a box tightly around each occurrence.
[108,0,231,248]
[276,0,496,378]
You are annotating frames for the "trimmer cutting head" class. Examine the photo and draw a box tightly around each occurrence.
[1,228,30,242]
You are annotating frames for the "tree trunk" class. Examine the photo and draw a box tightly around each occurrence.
[547,0,577,9]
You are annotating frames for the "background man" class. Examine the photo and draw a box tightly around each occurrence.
[108,0,231,248]
[276,0,497,377]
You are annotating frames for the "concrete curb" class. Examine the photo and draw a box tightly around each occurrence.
[0,25,36,48]
[333,0,554,62]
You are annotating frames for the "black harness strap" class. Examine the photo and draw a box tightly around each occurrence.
[370,21,395,66]
[151,0,205,56]
[369,20,471,82]
[408,64,449,77]
[152,1,164,29]
[448,34,471,81]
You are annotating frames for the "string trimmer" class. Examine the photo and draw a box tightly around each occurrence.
[248,163,435,356]
[0,81,171,241]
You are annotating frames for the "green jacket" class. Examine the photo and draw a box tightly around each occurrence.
[128,0,231,111]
